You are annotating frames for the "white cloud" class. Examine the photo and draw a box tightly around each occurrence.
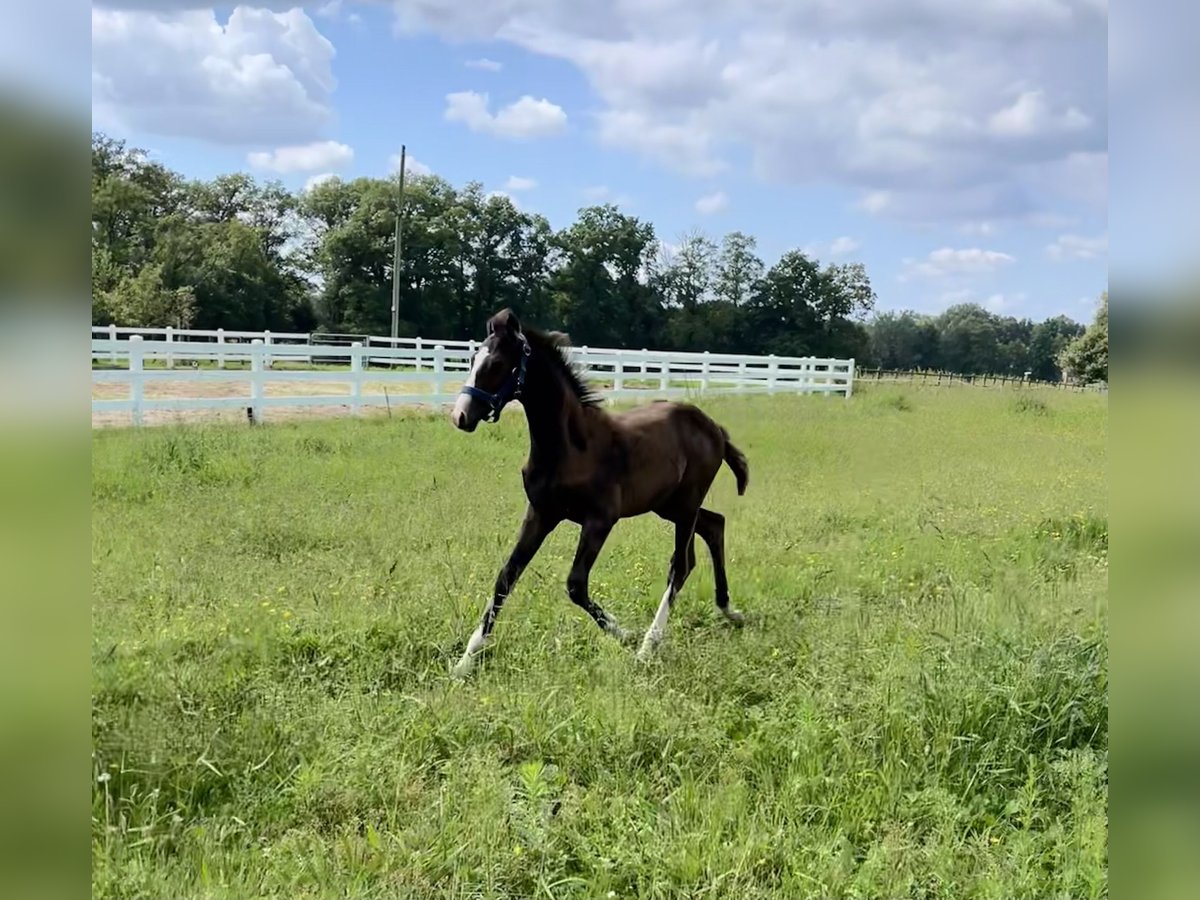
[961,221,997,237]
[597,109,723,177]
[902,247,1017,280]
[988,89,1090,138]
[444,91,567,139]
[983,292,1027,313]
[829,236,861,256]
[91,6,336,145]
[803,236,862,259]
[933,288,1026,313]
[389,152,432,176]
[388,0,1106,224]
[248,140,352,173]
[857,191,892,215]
[694,190,728,215]
[304,172,339,191]
[503,175,537,191]
[1046,232,1108,260]
[581,184,634,206]
[466,57,503,71]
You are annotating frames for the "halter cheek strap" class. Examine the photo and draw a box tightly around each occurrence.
[459,334,531,423]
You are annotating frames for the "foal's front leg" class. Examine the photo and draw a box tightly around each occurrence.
[566,518,631,643]
[452,505,555,678]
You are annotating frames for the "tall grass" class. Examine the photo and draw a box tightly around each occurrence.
[92,386,1107,898]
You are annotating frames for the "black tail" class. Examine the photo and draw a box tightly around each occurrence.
[722,431,749,496]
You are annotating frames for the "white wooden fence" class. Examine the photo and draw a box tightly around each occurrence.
[91,326,854,425]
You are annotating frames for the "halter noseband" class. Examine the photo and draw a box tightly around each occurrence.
[459,334,532,423]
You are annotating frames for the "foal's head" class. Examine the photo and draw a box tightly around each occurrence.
[451,308,530,432]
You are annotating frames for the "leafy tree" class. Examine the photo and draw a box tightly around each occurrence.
[936,304,1002,374]
[1059,293,1108,383]
[550,204,660,348]
[95,263,196,328]
[714,231,764,308]
[1027,315,1085,381]
[867,311,941,370]
[89,130,1095,375]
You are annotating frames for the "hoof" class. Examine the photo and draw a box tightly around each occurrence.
[722,608,745,626]
[635,635,659,663]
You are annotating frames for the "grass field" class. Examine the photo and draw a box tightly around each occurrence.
[91,385,1108,899]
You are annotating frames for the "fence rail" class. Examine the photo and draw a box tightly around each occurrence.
[91,327,855,426]
[857,367,1108,392]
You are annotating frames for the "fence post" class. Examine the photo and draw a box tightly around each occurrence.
[108,323,118,363]
[250,339,264,423]
[129,335,144,426]
[641,350,648,375]
[846,359,855,398]
[416,337,425,372]
[350,342,363,415]
[613,350,624,393]
[768,354,778,394]
[433,345,446,411]
[659,354,669,392]
[164,325,174,369]
[217,328,226,369]
[263,330,272,370]
[701,351,711,393]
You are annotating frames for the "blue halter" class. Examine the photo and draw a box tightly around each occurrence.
[459,334,531,423]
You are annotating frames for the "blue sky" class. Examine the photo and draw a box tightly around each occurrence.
[91,1,1109,324]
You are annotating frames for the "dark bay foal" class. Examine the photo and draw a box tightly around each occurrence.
[449,308,749,676]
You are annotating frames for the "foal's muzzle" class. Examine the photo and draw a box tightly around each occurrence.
[450,407,478,432]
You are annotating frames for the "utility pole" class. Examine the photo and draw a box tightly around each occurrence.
[390,144,406,341]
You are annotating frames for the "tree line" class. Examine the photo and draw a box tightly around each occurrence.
[91,132,1105,381]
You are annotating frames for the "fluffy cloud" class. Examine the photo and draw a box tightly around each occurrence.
[248,140,352,173]
[988,89,1090,138]
[804,236,862,258]
[1045,233,1108,261]
[444,91,567,139]
[596,110,723,177]
[389,0,1106,223]
[389,152,433,176]
[694,190,728,215]
[901,247,1016,280]
[503,175,537,191]
[466,57,503,71]
[91,6,336,145]
[304,172,339,191]
[983,292,1027,313]
[581,184,633,206]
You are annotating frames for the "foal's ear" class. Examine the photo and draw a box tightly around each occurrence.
[546,330,571,349]
[488,308,521,339]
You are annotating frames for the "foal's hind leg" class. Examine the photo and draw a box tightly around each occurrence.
[637,512,698,661]
[695,508,744,624]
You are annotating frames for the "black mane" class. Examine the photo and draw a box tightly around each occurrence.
[524,327,604,408]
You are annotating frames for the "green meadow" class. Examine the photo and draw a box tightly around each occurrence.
[92,385,1107,899]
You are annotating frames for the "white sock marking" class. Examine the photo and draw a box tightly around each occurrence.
[451,622,489,678]
[637,585,674,660]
